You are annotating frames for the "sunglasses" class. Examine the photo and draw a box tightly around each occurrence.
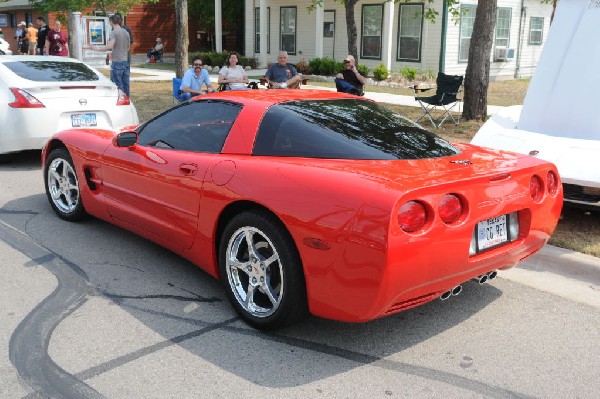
[193,63,203,67]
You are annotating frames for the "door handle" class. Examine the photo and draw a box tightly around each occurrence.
[179,163,198,176]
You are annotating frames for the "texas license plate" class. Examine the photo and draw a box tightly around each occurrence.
[477,214,508,251]
[71,113,97,127]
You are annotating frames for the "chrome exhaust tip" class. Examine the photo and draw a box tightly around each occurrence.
[451,285,462,296]
[487,270,498,280]
[440,291,452,301]
[472,274,488,285]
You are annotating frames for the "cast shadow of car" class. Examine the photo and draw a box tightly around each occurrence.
[2,193,503,391]
[0,150,42,171]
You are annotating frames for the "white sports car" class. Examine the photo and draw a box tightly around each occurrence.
[0,37,12,55]
[472,106,600,209]
[0,56,138,162]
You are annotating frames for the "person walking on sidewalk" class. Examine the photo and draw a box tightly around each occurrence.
[84,15,130,97]
[44,20,69,57]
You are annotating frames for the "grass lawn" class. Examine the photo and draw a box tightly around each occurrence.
[128,80,600,258]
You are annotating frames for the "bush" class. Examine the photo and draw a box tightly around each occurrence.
[308,58,322,75]
[399,67,417,80]
[295,58,310,74]
[188,51,256,68]
[357,64,369,77]
[373,63,389,81]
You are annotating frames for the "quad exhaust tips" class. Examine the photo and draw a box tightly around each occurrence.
[440,285,462,300]
[472,270,498,285]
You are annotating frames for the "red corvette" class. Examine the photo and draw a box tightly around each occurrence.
[42,90,563,329]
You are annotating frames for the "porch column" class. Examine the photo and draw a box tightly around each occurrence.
[315,3,324,58]
[382,1,394,71]
[215,0,223,52]
[72,12,83,61]
[260,0,267,67]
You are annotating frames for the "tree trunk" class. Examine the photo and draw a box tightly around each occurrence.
[175,0,189,78]
[344,0,359,60]
[462,0,497,121]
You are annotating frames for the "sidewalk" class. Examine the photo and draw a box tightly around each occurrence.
[126,64,505,115]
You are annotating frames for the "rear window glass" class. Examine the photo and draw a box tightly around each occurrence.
[253,99,460,160]
[3,61,100,82]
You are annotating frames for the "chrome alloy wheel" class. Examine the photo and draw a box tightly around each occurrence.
[47,157,80,214]
[225,226,284,318]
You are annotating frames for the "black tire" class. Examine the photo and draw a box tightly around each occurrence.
[219,210,308,330]
[44,148,87,221]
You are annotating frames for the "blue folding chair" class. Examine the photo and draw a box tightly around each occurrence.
[172,77,183,105]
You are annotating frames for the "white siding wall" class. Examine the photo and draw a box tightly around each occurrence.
[245,0,552,78]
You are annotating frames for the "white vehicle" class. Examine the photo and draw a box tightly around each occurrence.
[0,37,12,55]
[471,0,600,209]
[0,55,138,162]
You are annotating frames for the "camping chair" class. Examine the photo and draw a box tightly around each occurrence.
[172,77,183,105]
[218,81,260,91]
[414,72,463,128]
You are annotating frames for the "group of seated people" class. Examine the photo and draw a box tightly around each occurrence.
[178,50,367,100]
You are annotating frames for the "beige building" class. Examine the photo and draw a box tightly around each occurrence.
[245,0,553,79]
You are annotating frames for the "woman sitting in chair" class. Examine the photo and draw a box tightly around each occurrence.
[218,52,249,91]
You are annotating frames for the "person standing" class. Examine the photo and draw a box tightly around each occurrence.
[85,15,130,97]
[15,22,27,55]
[179,57,215,100]
[26,22,37,55]
[218,52,248,90]
[44,20,69,57]
[36,16,49,55]
[114,13,133,66]
[264,51,302,89]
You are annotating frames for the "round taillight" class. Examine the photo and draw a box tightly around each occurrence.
[530,175,544,202]
[439,194,463,224]
[398,201,427,233]
[547,170,559,196]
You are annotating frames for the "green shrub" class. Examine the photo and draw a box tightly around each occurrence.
[399,67,417,80]
[188,51,256,68]
[320,57,339,75]
[308,58,322,75]
[373,63,389,81]
[357,64,369,77]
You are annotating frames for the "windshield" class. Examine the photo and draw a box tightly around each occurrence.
[253,99,460,160]
[3,61,100,82]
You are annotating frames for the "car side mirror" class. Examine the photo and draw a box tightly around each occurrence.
[115,131,138,147]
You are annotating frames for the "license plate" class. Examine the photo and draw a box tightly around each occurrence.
[477,214,508,251]
[71,113,97,127]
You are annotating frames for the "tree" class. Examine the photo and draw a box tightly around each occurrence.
[30,0,158,17]
[462,0,497,121]
[542,0,558,24]
[175,0,189,78]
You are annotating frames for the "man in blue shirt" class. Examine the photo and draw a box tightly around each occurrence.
[264,51,302,89]
[180,57,215,100]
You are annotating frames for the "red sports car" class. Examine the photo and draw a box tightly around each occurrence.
[42,90,563,330]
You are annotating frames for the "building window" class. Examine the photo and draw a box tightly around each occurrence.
[0,14,8,27]
[529,17,544,45]
[397,4,423,62]
[361,4,383,59]
[255,7,271,54]
[280,7,296,55]
[495,7,512,49]
[458,4,476,62]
